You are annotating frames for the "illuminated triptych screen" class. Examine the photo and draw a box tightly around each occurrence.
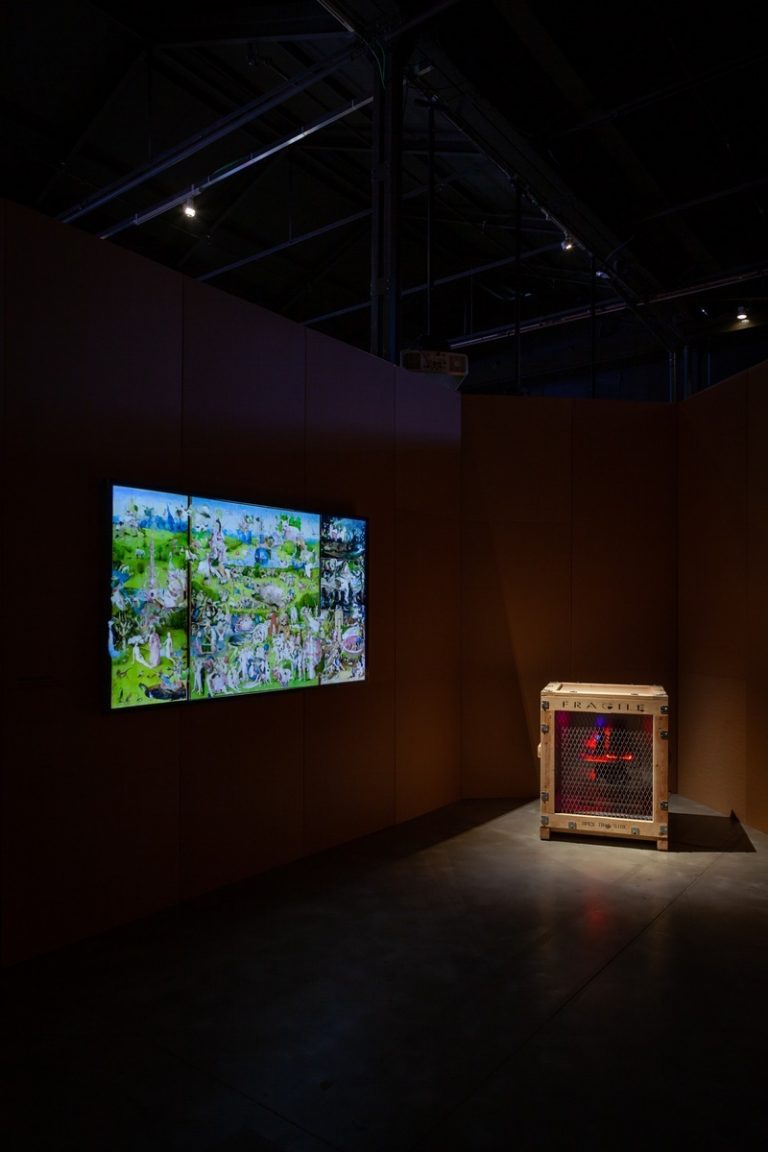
[109,485,367,709]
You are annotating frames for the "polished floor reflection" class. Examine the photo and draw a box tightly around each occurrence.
[2,794,767,1151]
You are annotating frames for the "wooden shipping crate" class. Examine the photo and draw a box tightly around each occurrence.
[538,682,670,850]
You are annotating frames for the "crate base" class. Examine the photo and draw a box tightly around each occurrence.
[540,817,668,850]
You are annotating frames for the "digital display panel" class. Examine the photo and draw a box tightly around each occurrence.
[319,515,367,687]
[109,486,367,709]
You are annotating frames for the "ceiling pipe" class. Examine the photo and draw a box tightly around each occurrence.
[448,263,768,350]
[369,42,404,363]
[59,41,363,225]
[199,169,464,282]
[302,247,768,350]
[426,97,435,337]
[199,205,372,281]
[303,241,563,326]
[99,96,372,239]
[402,68,681,351]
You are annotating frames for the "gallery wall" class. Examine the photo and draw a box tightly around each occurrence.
[460,395,679,799]
[459,367,768,836]
[677,365,768,832]
[745,367,768,832]
[0,201,462,966]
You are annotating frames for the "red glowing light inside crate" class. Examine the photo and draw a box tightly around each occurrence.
[581,718,634,767]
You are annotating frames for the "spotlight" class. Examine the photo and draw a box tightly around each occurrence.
[736,305,748,322]
[183,200,196,218]
[561,234,574,251]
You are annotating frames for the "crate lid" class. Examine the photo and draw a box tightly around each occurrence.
[542,681,667,698]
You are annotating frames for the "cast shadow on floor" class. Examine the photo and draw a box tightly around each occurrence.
[541,810,755,854]
[668,809,755,852]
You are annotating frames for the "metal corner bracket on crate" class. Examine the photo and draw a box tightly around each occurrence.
[538,681,669,850]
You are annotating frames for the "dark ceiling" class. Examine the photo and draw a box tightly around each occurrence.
[4,0,768,398]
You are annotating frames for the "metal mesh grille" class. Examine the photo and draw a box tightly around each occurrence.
[554,712,654,820]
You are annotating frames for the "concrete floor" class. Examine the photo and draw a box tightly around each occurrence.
[2,794,767,1151]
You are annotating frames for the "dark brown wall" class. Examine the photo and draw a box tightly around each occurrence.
[0,201,462,965]
[460,396,679,798]
[2,205,187,961]
[746,365,768,832]
[678,365,768,832]
[460,373,768,835]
